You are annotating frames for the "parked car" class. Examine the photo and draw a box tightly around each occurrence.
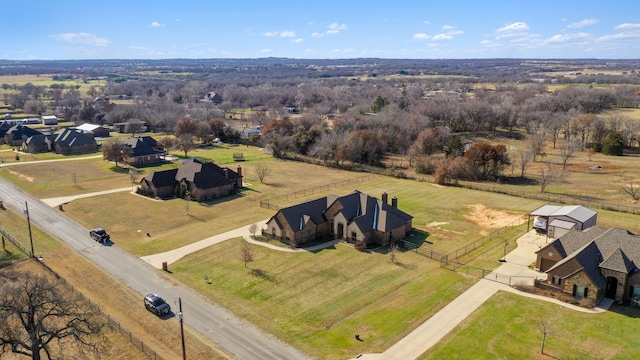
[144,293,171,316]
[89,228,110,243]
[533,216,547,233]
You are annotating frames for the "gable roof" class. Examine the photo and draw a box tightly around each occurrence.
[142,168,179,188]
[176,159,239,189]
[5,125,42,140]
[122,136,163,157]
[75,123,103,132]
[545,227,640,287]
[54,128,96,147]
[25,134,55,146]
[270,190,413,234]
[530,205,597,223]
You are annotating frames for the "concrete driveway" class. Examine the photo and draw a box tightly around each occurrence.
[350,230,612,360]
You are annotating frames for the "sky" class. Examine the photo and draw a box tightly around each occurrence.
[3,1,639,60]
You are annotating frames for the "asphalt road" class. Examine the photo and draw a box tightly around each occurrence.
[0,177,309,360]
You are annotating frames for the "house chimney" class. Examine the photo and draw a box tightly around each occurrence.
[391,196,398,208]
[224,168,229,179]
[382,192,388,204]
[237,166,242,177]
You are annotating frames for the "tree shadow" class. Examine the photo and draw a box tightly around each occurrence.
[250,268,278,283]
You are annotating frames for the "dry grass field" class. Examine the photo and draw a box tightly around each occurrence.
[0,208,228,360]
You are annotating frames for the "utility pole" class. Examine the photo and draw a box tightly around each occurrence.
[178,297,186,360]
[25,201,34,257]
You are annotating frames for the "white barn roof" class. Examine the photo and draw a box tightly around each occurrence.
[75,123,102,132]
[530,205,597,223]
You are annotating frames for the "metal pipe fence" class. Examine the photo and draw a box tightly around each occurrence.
[0,225,163,360]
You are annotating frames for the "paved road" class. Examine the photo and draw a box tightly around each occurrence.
[0,177,309,360]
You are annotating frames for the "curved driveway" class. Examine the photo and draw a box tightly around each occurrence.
[0,177,308,360]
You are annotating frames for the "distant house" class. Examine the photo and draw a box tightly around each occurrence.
[48,128,97,154]
[114,121,147,134]
[121,136,164,166]
[75,123,110,138]
[529,205,598,238]
[41,115,58,125]
[0,121,13,144]
[4,125,42,146]
[139,159,243,201]
[264,191,413,247]
[22,134,56,153]
[206,91,223,104]
[536,227,640,307]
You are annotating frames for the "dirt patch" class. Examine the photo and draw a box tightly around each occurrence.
[6,169,34,182]
[426,221,449,227]
[464,204,525,229]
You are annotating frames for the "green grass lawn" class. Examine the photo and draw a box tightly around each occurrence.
[171,237,476,359]
[420,291,640,359]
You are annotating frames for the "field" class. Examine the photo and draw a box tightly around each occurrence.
[420,291,640,359]
[0,208,227,360]
[0,74,106,96]
[3,139,640,358]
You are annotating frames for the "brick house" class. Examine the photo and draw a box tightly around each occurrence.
[264,191,413,247]
[535,226,640,306]
[121,136,164,166]
[47,128,98,154]
[4,125,42,146]
[139,159,242,201]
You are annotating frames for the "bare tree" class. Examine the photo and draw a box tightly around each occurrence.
[254,162,271,184]
[537,317,555,354]
[558,139,582,169]
[539,163,564,193]
[516,149,533,178]
[248,223,258,239]
[528,133,547,162]
[101,137,129,167]
[389,243,398,264]
[239,240,255,268]
[174,134,196,158]
[71,171,78,188]
[0,272,107,360]
[622,182,640,200]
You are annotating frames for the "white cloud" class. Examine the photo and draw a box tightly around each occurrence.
[148,21,165,28]
[441,25,454,30]
[291,38,303,43]
[497,22,529,33]
[423,20,430,25]
[51,33,110,47]
[413,33,430,40]
[129,46,148,50]
[433,33,453,41]
[327,23,348,31]
[545,32,591,43]
[567,18,598,29]
[597,32,640,42]
[615,23,640,30]
[311,23,349,38]
[259,48,272,54]
[263,30,296,38]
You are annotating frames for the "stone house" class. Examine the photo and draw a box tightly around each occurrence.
[4,125,42,146]
[121,136,164,166]
[264,191,413,247]
[535,226,640,306]
[48,128,98,154]
[139,159,243,202]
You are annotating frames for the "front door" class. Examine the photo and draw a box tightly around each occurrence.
[605,276,618,299]
[337,223,344,239]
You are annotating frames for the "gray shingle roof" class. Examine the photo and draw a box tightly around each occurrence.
[121,136,163,157]
[273,190,412,234]
[175,159,239,189]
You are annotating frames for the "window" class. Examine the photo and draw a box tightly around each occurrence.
[330,220,334,233]
[351,232,357,241]
[573,285,588,299]
[552,276,560,285]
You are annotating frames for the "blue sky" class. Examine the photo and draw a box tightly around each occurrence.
[3,1,639,60]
